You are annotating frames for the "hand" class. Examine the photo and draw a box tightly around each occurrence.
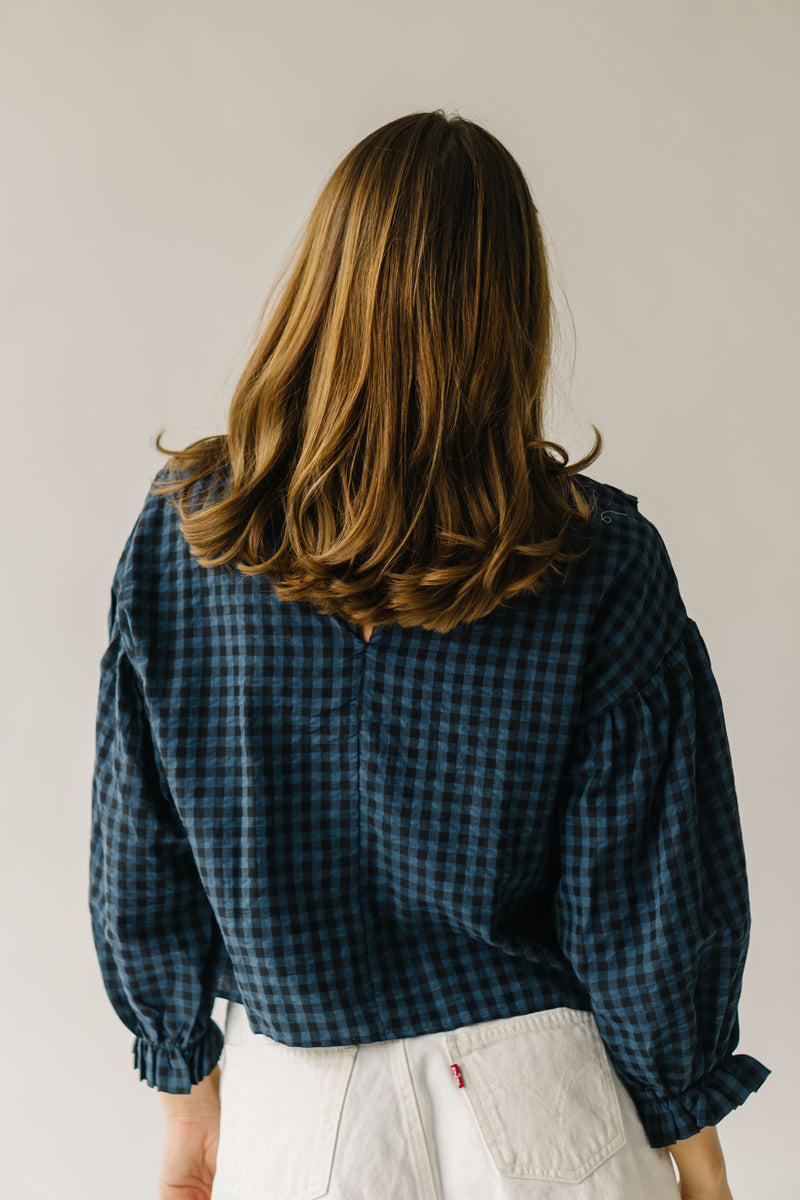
[158,1110,220,1200]
[158,1064,222,1200]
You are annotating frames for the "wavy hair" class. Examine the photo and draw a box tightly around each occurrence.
[151,109,603,634]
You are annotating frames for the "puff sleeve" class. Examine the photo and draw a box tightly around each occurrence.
[553,614,771,1148]
[88,546,225,1092]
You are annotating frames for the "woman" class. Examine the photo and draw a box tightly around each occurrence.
[89,110,770,1200]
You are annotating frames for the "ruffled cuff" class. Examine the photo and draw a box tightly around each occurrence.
[132,1019,225,1092]
[629,1053,772,1149]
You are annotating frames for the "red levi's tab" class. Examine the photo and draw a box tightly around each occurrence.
[450,1062,464,1088]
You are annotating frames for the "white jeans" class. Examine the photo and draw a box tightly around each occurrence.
[210,1001,680,1200]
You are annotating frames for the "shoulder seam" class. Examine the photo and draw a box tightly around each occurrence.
[580,612,691,724]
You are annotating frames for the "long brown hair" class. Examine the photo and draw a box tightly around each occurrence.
[151,109,603,634]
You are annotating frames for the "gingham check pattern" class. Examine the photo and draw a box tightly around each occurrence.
[88,466,770,1147]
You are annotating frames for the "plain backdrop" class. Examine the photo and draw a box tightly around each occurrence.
[1,1,795,1196]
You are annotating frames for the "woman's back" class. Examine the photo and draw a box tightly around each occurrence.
[88,110,770,1197]
[90,462,768,1153]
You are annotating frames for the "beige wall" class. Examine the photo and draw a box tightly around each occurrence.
[0,1,793,1195]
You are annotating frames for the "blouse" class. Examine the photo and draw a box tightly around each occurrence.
[88,465,771,1149]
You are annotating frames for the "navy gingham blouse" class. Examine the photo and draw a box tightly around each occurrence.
[88,465,771,1149]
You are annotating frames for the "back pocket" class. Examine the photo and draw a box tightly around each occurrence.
[219,1036,358,1200]
[443,1006,626,1183]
